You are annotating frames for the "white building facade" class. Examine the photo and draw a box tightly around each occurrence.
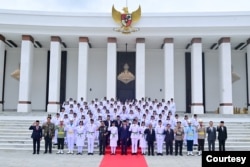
[0,10,250,114]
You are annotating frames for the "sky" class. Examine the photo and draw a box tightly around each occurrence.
[0,0,250,13]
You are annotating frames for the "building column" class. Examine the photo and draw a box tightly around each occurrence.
[163,38,174,101]
[218,37,233,114]
[17,35,34,112]
[106,37,117,100]
[47,36,61,113]
[136,38,145,100]
[191,38,204,114]
[247,38,250,113]
[77,37,89,102]
[0,35,5,111]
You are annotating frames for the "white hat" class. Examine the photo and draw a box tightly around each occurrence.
[70,118,74,121]
[187,120,191,124]
[198,119,203,122]
[60,118,64,122]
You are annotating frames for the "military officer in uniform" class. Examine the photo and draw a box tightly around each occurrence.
[174,121,184,156]
[42,116,55,154]
[98,121,108,155]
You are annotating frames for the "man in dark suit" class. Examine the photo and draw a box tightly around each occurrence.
[163,123,174,155]
[206,121,216,151]
[29,120,43,154]
[217,121,227,151]
[104,115,112,145]
[144,123,156,156]
[119,120,130,155]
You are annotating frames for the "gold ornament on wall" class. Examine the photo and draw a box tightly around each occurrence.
[112,4,141,34]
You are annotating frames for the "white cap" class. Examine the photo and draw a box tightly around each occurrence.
[187,120,191,124]
[198,119,203,122]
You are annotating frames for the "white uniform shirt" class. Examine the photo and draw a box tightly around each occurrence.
[129,124,140,139]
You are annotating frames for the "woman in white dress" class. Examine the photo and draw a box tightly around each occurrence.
[139,121,147,155]
[75,121,86,155]
[108,121,118,155]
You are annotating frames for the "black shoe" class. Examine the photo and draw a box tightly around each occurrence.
[44,151,47,154]
[180,154,183,156]
[99,153,102,155]
[88,153,90,155]
[33,152,36,154]
[152,154,155,156]
[37,152,39,154]
[148,154,150,156]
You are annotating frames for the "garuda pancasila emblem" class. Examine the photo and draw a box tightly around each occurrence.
[112,5,141,34]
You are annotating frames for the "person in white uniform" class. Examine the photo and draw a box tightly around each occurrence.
[155,120,165,155]
[52,113,61,145]
[65,118,75,154]
[139,121,147,155]
[86,119,97,155]
[75,120,86,155]
[108,121,118,155]
[129,119,140,155]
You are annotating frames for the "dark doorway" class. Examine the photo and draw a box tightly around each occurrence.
[116,52,136,103]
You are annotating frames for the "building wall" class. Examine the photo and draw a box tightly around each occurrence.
[31,49,47,110]
[145,49,164,101]
[3,47,248,112]
[4,49,20,110]
[204,50,247,112]
[65,48,78,101]
[231,50,247,109]
[4,48,47,111]
[174,50,186,112]
[87,48,107,101]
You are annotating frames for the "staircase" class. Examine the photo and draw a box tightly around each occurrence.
[0,115,250,153]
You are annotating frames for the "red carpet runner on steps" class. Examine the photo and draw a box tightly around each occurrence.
[99,147,148,167]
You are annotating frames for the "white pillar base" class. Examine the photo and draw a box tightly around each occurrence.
[17,103,32,112]
[219,106,233,114]
[191,105,204,114]
[47,104,60,113]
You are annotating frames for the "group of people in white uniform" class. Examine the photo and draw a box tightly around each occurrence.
[42,97,205,156]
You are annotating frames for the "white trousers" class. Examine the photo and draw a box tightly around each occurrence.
[131,138,138,153]
[53,130,58,143]
[156,138,164,153]
[67,136,74,151]
[88,138,95,153]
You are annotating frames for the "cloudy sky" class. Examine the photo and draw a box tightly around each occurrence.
[0,0,249,13]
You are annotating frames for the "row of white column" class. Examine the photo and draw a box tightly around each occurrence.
[0,34,249,113]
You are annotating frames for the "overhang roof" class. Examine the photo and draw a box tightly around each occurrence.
[0,9,250,50]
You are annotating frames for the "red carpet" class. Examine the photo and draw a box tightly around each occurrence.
[99,147,148,167]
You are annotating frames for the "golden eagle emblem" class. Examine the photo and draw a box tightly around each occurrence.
[112,5,141,34]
